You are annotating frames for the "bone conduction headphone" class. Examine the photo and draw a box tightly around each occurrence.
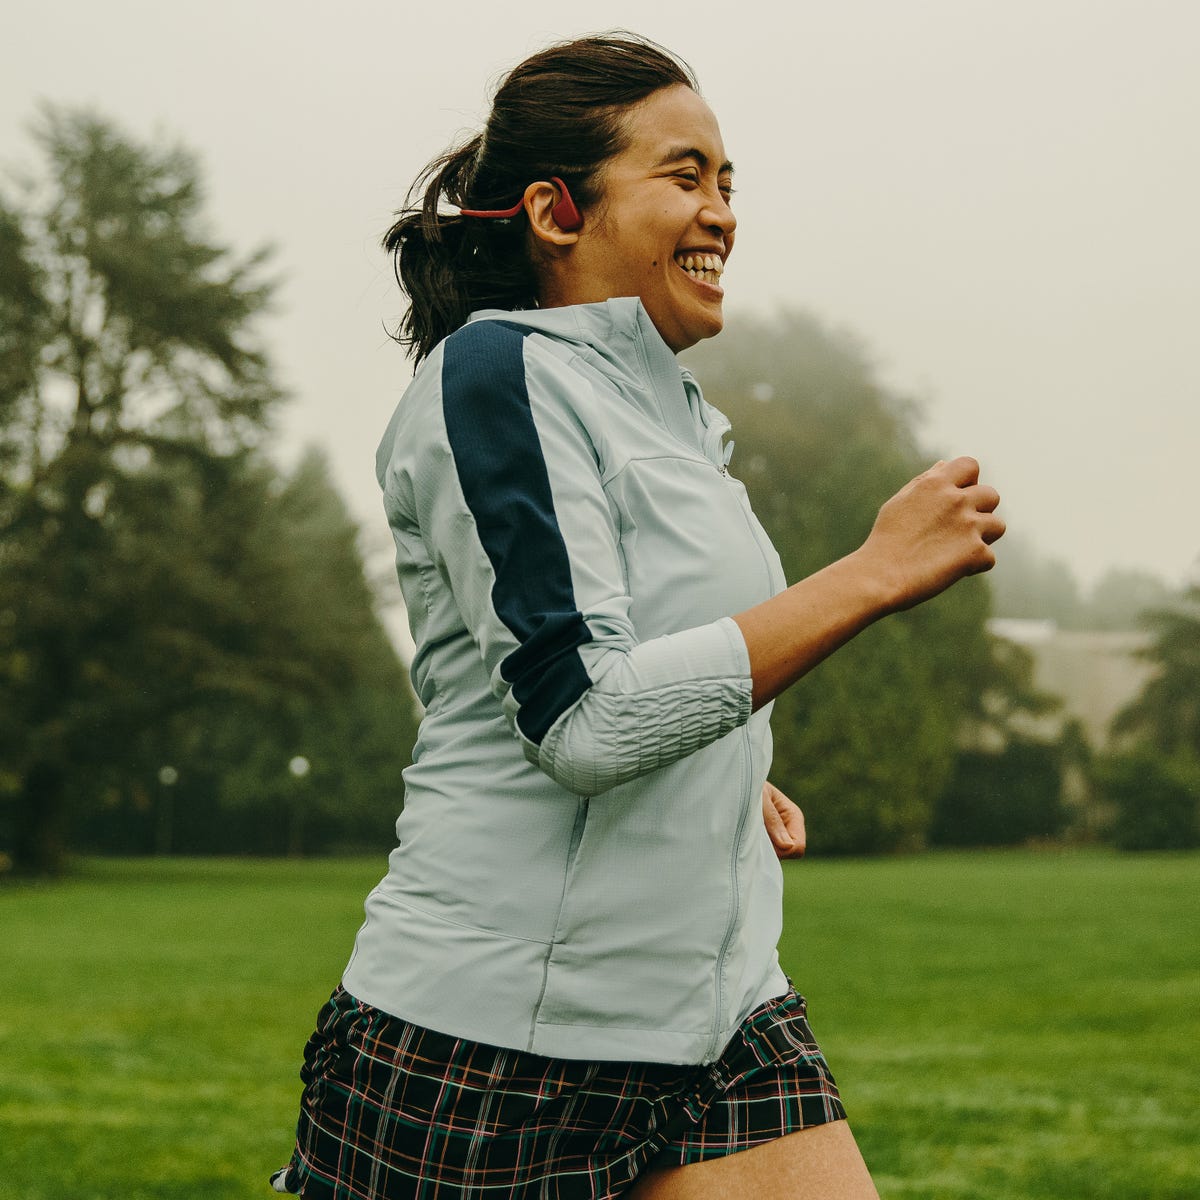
[459,176,583,232]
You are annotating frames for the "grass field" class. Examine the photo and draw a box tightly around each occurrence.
[1,851,1196,1199]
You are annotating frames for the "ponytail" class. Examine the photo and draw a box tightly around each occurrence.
[385,33,698,363]
[384,136,538,364]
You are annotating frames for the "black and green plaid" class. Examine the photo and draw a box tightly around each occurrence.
[271,983,845,1198]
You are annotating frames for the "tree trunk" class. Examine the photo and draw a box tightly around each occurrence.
[154,786,174,856]
[11,761,69,876]
[286,792,305,859]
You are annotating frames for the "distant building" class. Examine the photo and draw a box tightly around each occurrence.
[986,618,1156,749]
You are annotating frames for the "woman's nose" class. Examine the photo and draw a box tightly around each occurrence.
[702,194,736,238]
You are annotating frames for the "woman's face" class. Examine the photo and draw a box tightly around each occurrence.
[553,85,736,353]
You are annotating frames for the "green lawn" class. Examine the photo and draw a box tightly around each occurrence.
[1,851,1196,1199]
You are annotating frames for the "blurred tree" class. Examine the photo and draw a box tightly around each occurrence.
[988,535,1084,626]
[1111,585,1200,756]
[1083,567,1173,632]
[990,540,1170,632]
[171,449,416,858]
[685,312,1042,852]
[67,449,417,859]
[930,738,1068,847]
[0,108,414,874]
[1092,745,1200,851]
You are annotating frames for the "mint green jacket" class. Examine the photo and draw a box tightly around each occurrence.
[342,298,790,1065]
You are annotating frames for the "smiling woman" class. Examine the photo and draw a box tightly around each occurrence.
[532,84,735,354]
[381,34,702,365]
[271,31,1002,1200]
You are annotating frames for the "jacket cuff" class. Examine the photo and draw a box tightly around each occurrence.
[529,617,755,796]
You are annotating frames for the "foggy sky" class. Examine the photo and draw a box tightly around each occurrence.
[4,0,1198,595]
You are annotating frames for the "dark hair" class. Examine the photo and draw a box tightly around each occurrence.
[384,33,698,362]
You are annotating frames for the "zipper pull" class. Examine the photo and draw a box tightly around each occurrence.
[720,440,735,476]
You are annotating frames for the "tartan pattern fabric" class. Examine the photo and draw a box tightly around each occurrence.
[272,984,844,1198]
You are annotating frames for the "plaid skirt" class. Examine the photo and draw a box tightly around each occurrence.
[270,983,845,1199]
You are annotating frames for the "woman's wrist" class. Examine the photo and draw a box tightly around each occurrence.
[838,543,907,620]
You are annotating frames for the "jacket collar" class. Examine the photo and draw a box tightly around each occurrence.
[465,299,700,448]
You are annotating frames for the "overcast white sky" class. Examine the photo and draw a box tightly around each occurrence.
[4,0,1197,595]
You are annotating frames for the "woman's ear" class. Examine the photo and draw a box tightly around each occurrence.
[525,181,582,246]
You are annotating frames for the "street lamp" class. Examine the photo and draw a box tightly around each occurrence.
[286,756,311,856]
[156,765,178,856]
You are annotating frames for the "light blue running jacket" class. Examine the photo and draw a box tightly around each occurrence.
[342,298,791,1065]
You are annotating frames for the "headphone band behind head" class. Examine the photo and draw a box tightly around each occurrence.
[459,177,583,231]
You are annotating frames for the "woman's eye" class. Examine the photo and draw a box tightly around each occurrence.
[675,171,701,185]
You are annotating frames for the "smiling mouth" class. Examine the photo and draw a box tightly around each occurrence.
[674,251,724,287]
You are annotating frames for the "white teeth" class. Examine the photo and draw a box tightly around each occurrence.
[674,252,724,279]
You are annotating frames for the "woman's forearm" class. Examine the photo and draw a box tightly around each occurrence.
[734,456,1005,711]
[733,548,893,711]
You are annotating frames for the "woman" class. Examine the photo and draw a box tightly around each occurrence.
[272,33,1003,1199]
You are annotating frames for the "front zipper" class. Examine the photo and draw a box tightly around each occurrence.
[528,795,590,1049]
[721,448,782,598]
[707,725,755,1060]
[706,410,779,1058]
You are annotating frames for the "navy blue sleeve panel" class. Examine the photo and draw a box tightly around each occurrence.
[440,321,594,745]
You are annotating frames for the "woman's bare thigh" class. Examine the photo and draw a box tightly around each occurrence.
[626,1120,880,1200]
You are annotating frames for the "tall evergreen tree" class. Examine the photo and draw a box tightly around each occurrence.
[0,108,415,873]
[0,106,282,873]
[182,449,418,858]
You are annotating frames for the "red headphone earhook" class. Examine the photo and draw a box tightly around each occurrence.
[459,176,583,232]
[548,177,583,232]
